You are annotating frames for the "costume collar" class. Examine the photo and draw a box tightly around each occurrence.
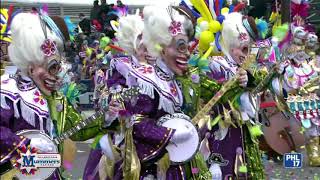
[132,55,140,65]
[14,74,36,91]
[156,59,175,79]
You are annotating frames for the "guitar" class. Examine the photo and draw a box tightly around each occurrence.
[7,87,139,180]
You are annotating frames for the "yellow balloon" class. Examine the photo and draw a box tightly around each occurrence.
[190,0,213,22]
[199,31,215,53]
[197,17,205,24]
[209,21,221,33]
[221,7,229,16]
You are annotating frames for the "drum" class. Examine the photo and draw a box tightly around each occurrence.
[157,113,199,164]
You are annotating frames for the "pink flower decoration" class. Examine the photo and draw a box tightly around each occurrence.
[138,66,153,74]
[170,83,178,96]
[238,33,249,42]
[169,21,183,36]
[41,39,57,57]
[34,90,46,105]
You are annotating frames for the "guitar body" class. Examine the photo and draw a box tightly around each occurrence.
[157,113,199,164]
[258,92,305,155]
[14,130,59,180]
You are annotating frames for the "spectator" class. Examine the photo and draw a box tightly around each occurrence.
[90,0,101,21]
[78,13,91,36]
[116,0,125,8]
[100,0,111,15]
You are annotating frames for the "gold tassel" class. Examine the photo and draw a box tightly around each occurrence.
[100,135,117,180]
[123,127,141,180]
[223,106,237,128]
[198,115,211,129]
[62,138,76,171]
[99,155,108,180]
[0,168,19,180]
[157,153,170,178]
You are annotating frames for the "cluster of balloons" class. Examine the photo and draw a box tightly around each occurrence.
[187,0,235,59]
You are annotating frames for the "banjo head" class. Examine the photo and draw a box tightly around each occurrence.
[14,130,59,180]
[158,113,199,164]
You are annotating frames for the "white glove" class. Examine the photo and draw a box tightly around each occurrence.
[99,134,114,161]
[209,163,222,180]
[170,125,192,144]
[239,92,257,120]
[277,61,289,74]
[30,138,55,153]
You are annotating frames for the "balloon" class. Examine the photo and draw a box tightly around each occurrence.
[217,15,225,24]
[209,21,221,33]
[197,17,205,24]
[195,26,201,39]
[190,0,213,22]
[199,30,215,53]
[221,7,229,16]
[199,21,209,31]
[100,37,110,50]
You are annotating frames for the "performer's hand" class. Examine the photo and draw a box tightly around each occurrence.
[276,61,289,74]
[104,100,121,126]
[237,68,248,87]
[30,138,55,153]
[170,124,192,144]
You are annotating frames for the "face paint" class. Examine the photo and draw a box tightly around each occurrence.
[29,58,62,96]
[230,44,250,66]
[162,34,190,76]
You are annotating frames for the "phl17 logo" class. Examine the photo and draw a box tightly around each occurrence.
[283,153,302,168]
[12,145,61,176]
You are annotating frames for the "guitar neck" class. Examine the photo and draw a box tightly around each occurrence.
[252,65,277,95]
[53,110,104,145]
[192,76,238,125]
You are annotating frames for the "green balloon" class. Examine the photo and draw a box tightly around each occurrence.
[100,37,110,50]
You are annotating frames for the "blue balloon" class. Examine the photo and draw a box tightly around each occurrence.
[217,15,225,24]
[215,32,222,52]
[180,0,200,18]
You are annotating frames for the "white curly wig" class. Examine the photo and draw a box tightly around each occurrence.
[8,13,63,74]
[116,15,144,55]
[220,12,250,55]
[142,5,194,58]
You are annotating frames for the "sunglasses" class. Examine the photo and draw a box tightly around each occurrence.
[175,39,189,54]
[47,58,62,76]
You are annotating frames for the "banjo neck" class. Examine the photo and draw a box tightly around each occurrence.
[53,110,104,145]
[52,86,140,145]
[192,76,238,125]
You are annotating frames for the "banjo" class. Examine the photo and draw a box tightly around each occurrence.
[158,76,238,164]
[10,87,139,180]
